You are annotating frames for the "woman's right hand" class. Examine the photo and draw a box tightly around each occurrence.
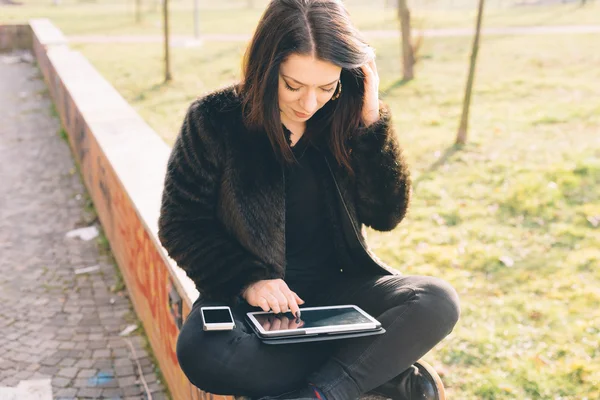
[242,279,305,315]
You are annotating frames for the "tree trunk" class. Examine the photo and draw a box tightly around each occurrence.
[163,0,172,82]
[456,0,485,145]
[398,0,414,81]
[135,0,142,23]
[194,0,200,38]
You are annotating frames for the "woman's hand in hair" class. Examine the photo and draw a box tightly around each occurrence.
[361,56,381,128]
[242,279,305,315]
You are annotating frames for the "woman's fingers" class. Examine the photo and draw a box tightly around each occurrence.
[257,296,270,312]
[369,58,379,79]
[253,280,303,314]
[265,293,281,314]
[361,63,372,81]
[362,59,379,84]
[285,291,300,317]
[272,290,289,313]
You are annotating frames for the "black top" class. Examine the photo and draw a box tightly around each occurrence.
[284,134,339,292]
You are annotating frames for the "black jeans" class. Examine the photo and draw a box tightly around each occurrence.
[176,275,460,400]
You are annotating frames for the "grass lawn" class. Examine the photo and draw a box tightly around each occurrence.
[1,0,599,36]
[70,31,600,398]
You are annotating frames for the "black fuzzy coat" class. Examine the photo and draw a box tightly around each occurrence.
[158,86,411,304]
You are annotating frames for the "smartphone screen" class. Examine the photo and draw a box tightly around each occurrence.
[202,308,234,324]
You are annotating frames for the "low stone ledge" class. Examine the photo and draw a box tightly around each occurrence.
[29,18,67,48]
[2,19,229,400]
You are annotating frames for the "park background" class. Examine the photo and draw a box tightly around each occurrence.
[2,0,599,398]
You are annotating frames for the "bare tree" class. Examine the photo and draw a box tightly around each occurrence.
[194,0,200,38]
[456,0,485,145]
[135,0,142,23]
[163,0,172,82]
[398,0,415,81]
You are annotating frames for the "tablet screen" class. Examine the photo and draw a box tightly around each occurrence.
[252,306,373,332]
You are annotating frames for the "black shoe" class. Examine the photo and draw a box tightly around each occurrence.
[368,360,446,400]
[254,386,322,400]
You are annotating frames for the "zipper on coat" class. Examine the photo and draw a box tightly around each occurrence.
[281,164,286,279]
[322,155,388,269]
[322,156,364,245]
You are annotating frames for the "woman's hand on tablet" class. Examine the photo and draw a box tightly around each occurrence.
[242,279,304,315]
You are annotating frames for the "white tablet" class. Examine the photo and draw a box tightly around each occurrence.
[246,305,381,338]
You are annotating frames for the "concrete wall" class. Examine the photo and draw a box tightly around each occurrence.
[2,19,233,400]
[0,24,32,52]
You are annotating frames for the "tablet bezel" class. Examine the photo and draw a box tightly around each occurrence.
[246,304,381,338]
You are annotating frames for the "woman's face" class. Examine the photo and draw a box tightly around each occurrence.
[278,53,342,125]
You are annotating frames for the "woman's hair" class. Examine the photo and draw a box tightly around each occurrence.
[240,0,374,173]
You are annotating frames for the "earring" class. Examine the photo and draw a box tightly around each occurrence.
[331,81,342,100]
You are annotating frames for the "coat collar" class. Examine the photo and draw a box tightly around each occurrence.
[213,86,388,275]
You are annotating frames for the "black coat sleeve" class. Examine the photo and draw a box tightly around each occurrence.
[158,99,274,304]
[349,102,412,231]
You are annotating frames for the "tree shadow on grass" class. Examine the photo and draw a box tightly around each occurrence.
[412,143,464,192]
[133,81,169,102]
[380,78,412,99]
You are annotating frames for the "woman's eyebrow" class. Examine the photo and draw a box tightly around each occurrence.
[282,75,339,87]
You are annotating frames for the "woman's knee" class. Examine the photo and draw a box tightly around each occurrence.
[413,276,461,335]
[176,311,267,395]
[176,313,235,393]
[176,321,212,390]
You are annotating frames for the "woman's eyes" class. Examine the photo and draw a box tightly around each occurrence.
[284,82,301,92]
[284,82,336,93]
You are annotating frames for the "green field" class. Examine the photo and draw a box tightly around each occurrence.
[75,31,600,399]
[1,0,599,36]
[3,1,600,398]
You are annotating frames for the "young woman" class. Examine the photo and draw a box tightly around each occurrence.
[158,0,460,399]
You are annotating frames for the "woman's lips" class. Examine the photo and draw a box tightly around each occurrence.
[294,110,311,118]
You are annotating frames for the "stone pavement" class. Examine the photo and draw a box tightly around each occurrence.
[0,50,168,399]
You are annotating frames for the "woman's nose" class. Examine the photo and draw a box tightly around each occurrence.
[299,90,318,113]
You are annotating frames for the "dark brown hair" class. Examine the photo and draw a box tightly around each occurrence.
[240,0,374,173]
